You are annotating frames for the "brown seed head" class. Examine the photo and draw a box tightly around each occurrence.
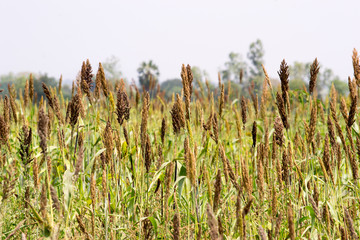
[69,93,80,127]
[262,64,273,91]
[276,92,289,129]
[74,132,84,181]
[170,94,185,134]
[85,59,94,88]
[181,64,193,120]
[123,125,129,146]
[252,121,257,148]
[352,48,360,85]
[327,115,336,147]
[144,133,152,173]
[102,121,114,164]
[206,203,220,240]
[274,116,284,146]
[308,195,320,220]
[287,201,295,240]
[219,84,225,118]
[0,115,8,145]
[173,210,180,240]
[38,108,49,153]
[42,83,54,109]
[24,79,29,107]
[40,183,47,219]
[212,114,219,143]
[309,58,320,94]
[42,83,63,123]
[116,88,131,125]
[344,207,359,240]
[50,185,60,212]
[242,197,253,216]
[97,62,108,97]
[278,59,289,104]
[7,84,17,124]
[33,157,39,189]
[258,225,267,240]
[141,91,150,150]
[18,124,32,166]
[282,150,289,185]
[81,76,92,104]
[307,99,317,143]
[58,74,62,94]
[241,157,252,196]
[241,96,247,129]
[347,79,358,127]
[29,73,34,101]
[213,169,221,212]
[239,69,243,84]
[160,117,166,145]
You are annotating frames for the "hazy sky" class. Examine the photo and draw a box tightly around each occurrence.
[0,0,359,84]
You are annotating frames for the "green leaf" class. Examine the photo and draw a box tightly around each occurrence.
[85,148,106,173]
[148,216,158,235]
[147,161,172,193]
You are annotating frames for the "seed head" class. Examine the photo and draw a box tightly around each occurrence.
[141,91,150,150]
[96,62,108,97]
[206,204,220,240]
[116,88,131,126]
[276,92,289,129]
[102,121,114,164]
[278,59,289,105]
[309,58,320,94]
[38,108,48,154]
[170,94,185,134]
[241,96,247,129]
[352,48,360,85]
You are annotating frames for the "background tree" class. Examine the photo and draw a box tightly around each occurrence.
[137,60,159,91]
[0,72,71,101]
[160,78,182,99]
[289,62,310,91]
[245,39,265,94]
[191,66,210,90]
[102,55,123,82]
[289,61,341,97]
[331,78,348,96]
[221,52,248,83]
[247,39,265,78]
[290,61,311,81]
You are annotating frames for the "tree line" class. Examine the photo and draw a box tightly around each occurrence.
[0,39,348,101]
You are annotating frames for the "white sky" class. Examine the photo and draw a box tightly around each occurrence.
[0,0,359,84]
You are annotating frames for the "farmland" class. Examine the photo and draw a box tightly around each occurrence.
[1,52,360,239]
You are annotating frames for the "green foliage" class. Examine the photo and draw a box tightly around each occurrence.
[221,52,248,83]
[0,72,71,101]
[137,60,159,91]
[33,73,57,99]
[289,61,311,81]
[289,78,307,91]
[191,66,209,89]
[160,78,182,99]
[0,70,359,239]
[247,39,265,78]
[102,55,123,82]
[289,61,342,97]
[331,78,349,96]
[0,72,27,94]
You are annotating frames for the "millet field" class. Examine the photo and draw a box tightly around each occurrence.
[1,50,360,239]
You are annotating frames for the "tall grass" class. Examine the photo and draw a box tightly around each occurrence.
[0,52,360,239]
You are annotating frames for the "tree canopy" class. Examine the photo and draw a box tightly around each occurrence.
[137,60,159,91]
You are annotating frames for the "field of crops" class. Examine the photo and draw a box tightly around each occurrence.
[1,52,360,239]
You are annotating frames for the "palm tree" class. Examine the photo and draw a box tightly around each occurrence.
[137,60,159,91]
